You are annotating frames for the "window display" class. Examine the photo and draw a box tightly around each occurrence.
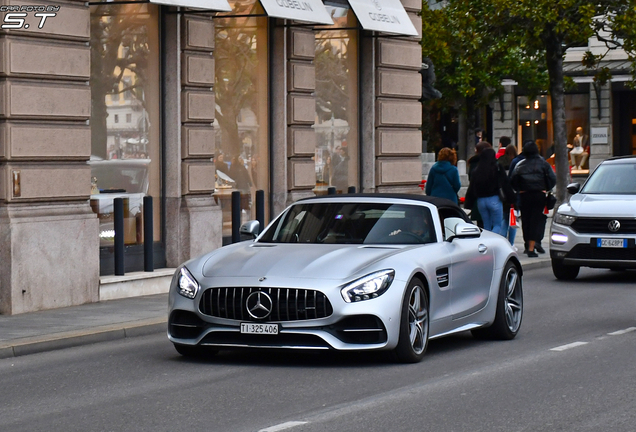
[314,6,359,194]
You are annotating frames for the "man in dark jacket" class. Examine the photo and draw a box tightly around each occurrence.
[510,141,556,257]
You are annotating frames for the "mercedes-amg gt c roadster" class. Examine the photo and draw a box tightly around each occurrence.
[168,194,523,363]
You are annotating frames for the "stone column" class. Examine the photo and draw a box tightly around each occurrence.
[165,13,222,266]
[589,82,612,170]
[0,2,99,314]
[374,0,423,194]
[491,86,516,148]
[284,28,316,207]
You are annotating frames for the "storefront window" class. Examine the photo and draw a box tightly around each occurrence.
[517,92,590,168]
[214,0,269,239]
[314,7,359,194]
[90,2,162,271]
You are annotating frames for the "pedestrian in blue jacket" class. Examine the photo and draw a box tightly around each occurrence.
[426,147,461,204]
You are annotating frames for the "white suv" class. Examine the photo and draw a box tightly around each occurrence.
[550,156,636,280]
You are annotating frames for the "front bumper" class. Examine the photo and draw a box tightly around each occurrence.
[550,223,636,268]
[167,278,404,352]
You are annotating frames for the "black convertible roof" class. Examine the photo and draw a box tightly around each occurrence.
[298,193,462,211]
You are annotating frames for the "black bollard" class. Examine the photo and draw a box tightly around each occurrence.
[327,187,336,195]
[232,191,241,243]
[114,197,125,276]
[143,196,153,272]
[348,186,356,194]
[256,189,265,234]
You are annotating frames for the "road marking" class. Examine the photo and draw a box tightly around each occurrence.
[259,421,308,432]
[608,327,636,336]
[550,341,588,352]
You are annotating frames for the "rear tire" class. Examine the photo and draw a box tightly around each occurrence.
[174,343,218,358]
[471,261,523,340]
[393,278,429,363]
[552,258,580,280]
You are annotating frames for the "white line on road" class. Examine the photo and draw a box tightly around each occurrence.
[550,341,588,352]
[259,421,308,432]
[608,327,636,336]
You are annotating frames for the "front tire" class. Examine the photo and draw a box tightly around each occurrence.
[393,278,429,363]
[552,258,580,280]
[472,261,523,340]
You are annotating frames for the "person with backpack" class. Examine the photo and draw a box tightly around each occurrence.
[510,141,556,257]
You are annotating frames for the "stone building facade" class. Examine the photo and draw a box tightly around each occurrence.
[0,0,424,314]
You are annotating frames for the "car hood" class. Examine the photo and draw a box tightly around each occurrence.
[565,194,636,217]
[201,242,407,280]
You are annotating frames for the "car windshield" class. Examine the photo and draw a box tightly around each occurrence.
[258,202,436,245]
[581,163,636,194]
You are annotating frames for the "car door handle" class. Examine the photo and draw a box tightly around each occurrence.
[478,244,488,254]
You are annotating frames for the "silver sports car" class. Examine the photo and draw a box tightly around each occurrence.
[168,194,523,363]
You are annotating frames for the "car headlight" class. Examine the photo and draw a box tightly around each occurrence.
[341,270,395,303]
[177,267,200,299]
[554,213,576,226]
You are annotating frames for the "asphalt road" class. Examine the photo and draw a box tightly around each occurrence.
[1,267,635,432]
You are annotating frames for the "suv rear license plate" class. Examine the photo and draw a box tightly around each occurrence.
[597,239,627,248]
[241,323,279,335]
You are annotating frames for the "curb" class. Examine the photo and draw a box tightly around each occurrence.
[520,258,552,272]
[0,318,167,359]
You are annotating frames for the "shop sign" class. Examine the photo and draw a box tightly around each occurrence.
[150,0,231,11]
[347,0,418,36]
[259,0,334,24]
[591,127,609,144]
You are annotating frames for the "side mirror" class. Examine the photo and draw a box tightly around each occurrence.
[444,217,480,241]
[566,183,581,195]
[239,220,260,239]
[447,222,481,241]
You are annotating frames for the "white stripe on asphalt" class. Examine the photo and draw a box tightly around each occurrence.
[259,421,308,432]
[608,327,636,336]
[550,341,588,351]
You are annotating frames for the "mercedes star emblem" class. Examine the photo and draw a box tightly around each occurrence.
[259,277,266,282]
[246,291,273,320]
[608,220,621,232]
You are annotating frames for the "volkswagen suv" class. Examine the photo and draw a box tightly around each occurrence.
[550,156,636,280]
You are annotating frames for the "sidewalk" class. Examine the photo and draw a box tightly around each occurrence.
[0,221,552,359]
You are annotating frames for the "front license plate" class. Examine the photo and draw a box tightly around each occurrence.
[597,238,627,248]
[240,323,279,335]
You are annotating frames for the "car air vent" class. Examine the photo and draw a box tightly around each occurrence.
[199,287,333,321]
[436,267,449,288]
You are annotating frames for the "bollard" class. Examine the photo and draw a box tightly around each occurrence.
[256,190,265,234]
[348,186,356,194]
[232,191,241,243]
[114,197,125,276]
[327,187,336,195]
[143,195,153,272]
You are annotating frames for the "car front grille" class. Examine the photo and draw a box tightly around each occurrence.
[571,218,636,234]
[566,244,636,261]
[199,287,334,322]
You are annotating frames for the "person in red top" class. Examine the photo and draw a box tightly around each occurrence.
[495,136,511,159]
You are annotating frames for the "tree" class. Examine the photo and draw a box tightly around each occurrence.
[421,0,636,203]
[500,0,636,203]
[421,1,544,160]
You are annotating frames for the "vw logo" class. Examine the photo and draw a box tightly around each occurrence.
[608,220,621,232]
[372,0,382,10]
[246,291,273,320]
